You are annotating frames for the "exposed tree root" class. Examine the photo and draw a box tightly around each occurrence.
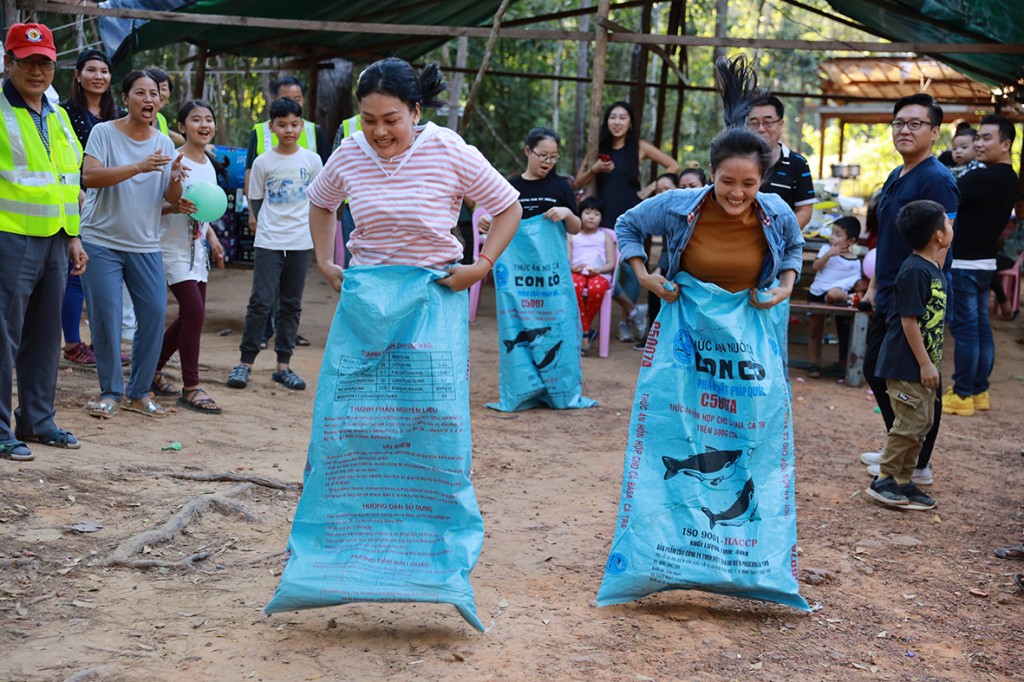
[0,557,37,569]
[103,483,256,569]
[166,471,300,490]
[229,549,286,567]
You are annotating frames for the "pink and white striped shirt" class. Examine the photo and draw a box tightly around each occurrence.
[307,122,519,268]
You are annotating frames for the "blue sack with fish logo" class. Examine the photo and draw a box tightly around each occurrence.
[597,272,808,610]
[485,214,596,412]
[265,266,487,631]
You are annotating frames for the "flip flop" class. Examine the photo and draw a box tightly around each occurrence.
[993,544,1024,560]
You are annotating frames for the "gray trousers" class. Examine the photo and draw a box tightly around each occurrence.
[240,247,312,366]
[0,231,69,441]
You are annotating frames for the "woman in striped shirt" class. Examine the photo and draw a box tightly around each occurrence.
[308,59,521,288]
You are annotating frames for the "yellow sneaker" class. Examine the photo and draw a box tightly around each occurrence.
[942,387,975,416]
[972,390,990,411]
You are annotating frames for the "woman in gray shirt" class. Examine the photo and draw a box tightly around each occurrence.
[80,70,185,418]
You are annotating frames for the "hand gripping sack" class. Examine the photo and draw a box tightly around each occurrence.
[597,273,808,610]
[265,266,486,630]
[485,214,596,412]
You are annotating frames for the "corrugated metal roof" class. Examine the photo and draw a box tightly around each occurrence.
[819,57,994,103]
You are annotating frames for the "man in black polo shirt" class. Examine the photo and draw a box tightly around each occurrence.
[747,95,816,227]
[943,114,1020,417]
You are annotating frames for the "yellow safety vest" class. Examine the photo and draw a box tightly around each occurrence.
[342,115,361,138]
[156,111,169,136]
[0,93,83,237]
[253,119,318,156]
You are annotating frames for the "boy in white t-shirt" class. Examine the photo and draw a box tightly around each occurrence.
[806,216,864,378]
[227,98,323,390]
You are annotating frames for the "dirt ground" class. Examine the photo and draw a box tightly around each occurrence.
[2,265,1023,682]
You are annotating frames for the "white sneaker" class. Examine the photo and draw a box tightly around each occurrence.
[617,320,634,342]
[860,451,882,466]
[865,462,933,486]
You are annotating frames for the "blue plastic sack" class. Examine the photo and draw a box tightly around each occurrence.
[597,272,808,611]
[265,266,486,631]
[485,214,596,412]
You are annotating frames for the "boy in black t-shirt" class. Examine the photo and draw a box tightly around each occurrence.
[868,200,952,511]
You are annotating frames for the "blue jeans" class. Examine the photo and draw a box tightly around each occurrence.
[80,243,167,401]
[949,268,994,397]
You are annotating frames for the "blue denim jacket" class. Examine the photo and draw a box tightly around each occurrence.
[615,186,805,290]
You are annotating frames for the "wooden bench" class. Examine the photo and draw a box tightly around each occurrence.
[788,301,871,388]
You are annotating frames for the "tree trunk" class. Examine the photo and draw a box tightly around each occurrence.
[447,36,468,130]
[572,4,591,172]
[713,0,729,64]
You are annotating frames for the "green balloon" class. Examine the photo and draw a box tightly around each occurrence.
[184,181,228,223]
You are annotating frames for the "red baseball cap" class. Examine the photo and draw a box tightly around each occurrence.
[5,23,57,62]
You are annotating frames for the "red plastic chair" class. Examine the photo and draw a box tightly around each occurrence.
[468,208,490,322]
[997,250,1024,317]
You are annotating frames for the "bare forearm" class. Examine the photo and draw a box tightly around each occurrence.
[310,204,338,267]
[82,163,142,188]
[479,202,523,263]
[795,204,813,229]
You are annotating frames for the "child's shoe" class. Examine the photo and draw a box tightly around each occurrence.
[859,451,882,466]
[911,464,933,486]
[629,304,649,340]
[941,387,974,416]
[865,476,909,508]
[617,320,634,342]
[972,390,990,411]
[62,342,96,367]
[227,364,250,389]
[272,367,306,391]
[899,482,936,510]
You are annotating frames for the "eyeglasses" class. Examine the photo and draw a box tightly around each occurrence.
[890,119,933,132]
[746,117,781,130]
[529,149,560,164]
[12,56,56,72]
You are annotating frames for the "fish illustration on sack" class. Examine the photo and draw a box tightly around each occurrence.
[661,446,743,486]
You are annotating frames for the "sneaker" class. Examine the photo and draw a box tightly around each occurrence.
[899,482,937,510]
[860,451,882,466]
[865,463,881,477]
[911,465,933,486]
[629,305,648,340]
[865,476,910,507]
[63,342,96,367]
[942,387,974,416]
[272,367,306,390]
[972,390,990,411]
[617,320,634,342]
[226,364,250,389]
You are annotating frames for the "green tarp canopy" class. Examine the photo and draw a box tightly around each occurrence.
[107,0,516,65]
[825,0,1024,91]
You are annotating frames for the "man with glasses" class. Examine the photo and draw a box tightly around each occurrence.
[747,95,816,228]
[859,93,959,488]
[1,23,87,461]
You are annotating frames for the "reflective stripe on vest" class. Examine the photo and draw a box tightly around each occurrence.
[0,93,83,236]
[342,115,361,138]
[254,119,317,155]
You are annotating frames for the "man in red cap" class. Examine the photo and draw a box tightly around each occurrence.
[1,23,87,461]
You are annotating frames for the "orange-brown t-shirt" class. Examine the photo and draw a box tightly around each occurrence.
[679,196,767,292]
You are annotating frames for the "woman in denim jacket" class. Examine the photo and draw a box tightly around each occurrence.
[616,57,803,308]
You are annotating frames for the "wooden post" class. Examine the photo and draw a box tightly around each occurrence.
[192,42,208,100]
[447,36,468,130]
[652,0,680,153]
[670,2,688,158]
[572,4,590,171]
[459,0,513,136]
[584,0,613,189]
[2,0,18,29]
[818,113,828,179]
[630,1,652,181]
[837,120,845,163]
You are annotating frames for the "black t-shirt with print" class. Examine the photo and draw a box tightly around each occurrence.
[876,253,946,381]
[508,173,579,220]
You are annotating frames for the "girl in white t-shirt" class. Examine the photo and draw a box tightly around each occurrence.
[153,100,226,413]
[807,216,864,378]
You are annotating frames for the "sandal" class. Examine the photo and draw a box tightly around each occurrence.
[994,544,1024,560]
[0,440,34,462]
[85,399,117,419]
[807,365,822,379]
[296,334,311,347]
[18,428,80,450]
[151,374,179,397]
[123,397,167,418]
[178,388,222,415]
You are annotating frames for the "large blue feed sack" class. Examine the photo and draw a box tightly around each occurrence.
[265,266,486,631]
[597,273,808,611]
[486,214,596,412]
